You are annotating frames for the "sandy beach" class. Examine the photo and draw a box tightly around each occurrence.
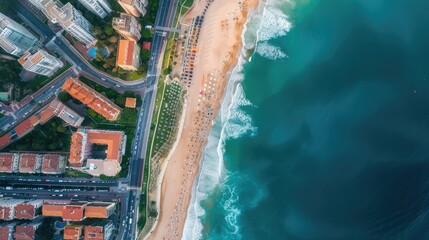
[147,0,259,239]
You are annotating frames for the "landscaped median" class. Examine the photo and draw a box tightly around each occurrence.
[137,75,185,233]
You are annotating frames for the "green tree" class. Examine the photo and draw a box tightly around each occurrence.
[57,125,67,133]
[141,49,151,61]
[58,91,71,101]
[104,26,114,35]
[92,26,102,36]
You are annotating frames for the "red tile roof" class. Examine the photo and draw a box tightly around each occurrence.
[0,133,12,150]
[142,41,151,51]
[0,206,12,220]
[15,204,36,219]
[42,155,60,173]
[14,119,33,137]
[69,132,84,166]
[19,154,37,173]
[0,153,14,172]
[62,203,87,221]
[125,97,137,108]
[0,226,12,240]
[13,226,35,240]
[38,108,55,124]
[87,130,124,162]
[85,202,113,219]
[62,78,122,121]
[84,226,103,240]
[64,225,82,240]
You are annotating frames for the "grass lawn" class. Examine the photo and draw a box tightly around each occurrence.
[150,81,183,155]
[129,71,147,81]
[64,169,93,178]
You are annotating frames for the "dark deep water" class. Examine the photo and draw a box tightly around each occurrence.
[192,0,429,239]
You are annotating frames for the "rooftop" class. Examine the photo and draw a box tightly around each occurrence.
[13,225,36,240]
[0,153,14,172]
[64,225,82,240]
[14,119,33,137]
[42,155,62,173]
[84,226,103,240]
[42,203,66,217]
[117,39,137,67]
[125,97,137,108]
[0,133,12,150]
[62,78,121,121]
[19,154,38,173]
[15,200,42,219]
[85,202,114,218]
[62,202,87,221]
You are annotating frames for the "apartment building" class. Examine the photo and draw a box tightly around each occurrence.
[62,78,122,121]
[15,200,43,220]
[84,222,114,240]
[85,202,116,219]
[13,223,41,240]
[0,222,16,240]
[117,0,147,17]
[78,0,112,19]
[18,154,42,174]
[0,12,38,56]
[18,49,64,76]
[116,39,140,71]
[0,153,19,173]
[29,0,96,45]
[68,129,126,176]
[112,13,141,41]
[64,225,83,240]
[0,198,26,221]
[42,200,116,220]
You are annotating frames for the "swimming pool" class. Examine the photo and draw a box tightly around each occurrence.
[88,47,108,58]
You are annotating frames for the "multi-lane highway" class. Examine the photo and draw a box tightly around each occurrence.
[3,0,180,239]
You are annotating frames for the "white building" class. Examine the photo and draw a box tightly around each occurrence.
[0,13,38,56]
[18,49,64,76]
[29,0,96,46]
[117,0,147,17]
[112,13,141,41]
[78,0,112,19]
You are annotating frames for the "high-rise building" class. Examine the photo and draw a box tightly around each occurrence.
[78,0,112,19]
[29,0,96,46]
[117,0,147,17]
[18,49,64,76]
[116,39,140,71]
[0,13,38,56]
[112,13,142,41]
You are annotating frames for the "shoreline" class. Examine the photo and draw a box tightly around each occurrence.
[147,0,260,239]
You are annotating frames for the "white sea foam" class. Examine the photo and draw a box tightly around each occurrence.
[256,2,292,42]
[253,0,293,60]
[256,41,287,60]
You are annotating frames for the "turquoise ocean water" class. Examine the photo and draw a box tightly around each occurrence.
[183,0,429,239]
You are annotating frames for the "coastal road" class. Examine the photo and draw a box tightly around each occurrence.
[120,0,180,238]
